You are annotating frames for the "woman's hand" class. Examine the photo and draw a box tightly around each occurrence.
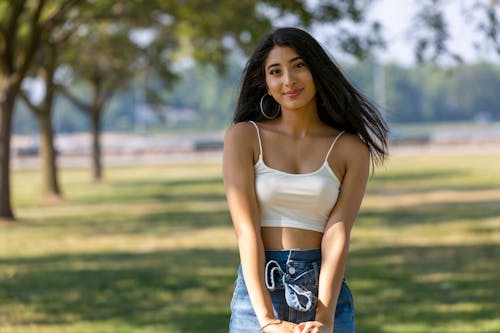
[294,320,332,333]
[261,319,297,333]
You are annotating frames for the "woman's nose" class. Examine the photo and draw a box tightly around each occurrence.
[283,69,297,87]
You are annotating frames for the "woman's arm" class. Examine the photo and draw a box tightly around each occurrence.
[223,123,295,332]
[296,135,370,333]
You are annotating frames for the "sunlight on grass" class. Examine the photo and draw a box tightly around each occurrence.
[1,154,499,332]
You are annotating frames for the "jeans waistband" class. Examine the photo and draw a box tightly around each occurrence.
[264,248,321,263]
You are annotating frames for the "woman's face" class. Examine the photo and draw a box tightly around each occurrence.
[264,46,317,113]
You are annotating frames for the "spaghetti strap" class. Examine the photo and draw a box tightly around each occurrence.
[248,121,263,158]
[324,130,345,161]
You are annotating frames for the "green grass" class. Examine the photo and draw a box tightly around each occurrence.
[1,154,499,332]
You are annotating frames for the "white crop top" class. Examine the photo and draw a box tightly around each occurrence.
[249,121,344,233]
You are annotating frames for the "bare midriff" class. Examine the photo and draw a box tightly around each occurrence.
[261,227,323,250]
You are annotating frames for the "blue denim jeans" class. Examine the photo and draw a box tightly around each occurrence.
[229,248,356,333]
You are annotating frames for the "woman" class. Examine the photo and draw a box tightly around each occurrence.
[223,27,388,333]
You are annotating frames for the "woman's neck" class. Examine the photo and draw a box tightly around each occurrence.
[276,106,323,138]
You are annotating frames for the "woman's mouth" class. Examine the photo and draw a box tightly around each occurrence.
[283,89,303,98]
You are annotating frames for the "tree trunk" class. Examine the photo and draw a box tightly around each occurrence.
[90,106,103,181]
[38,43,62,200]
[0,80,17,221]
[38,110,62,200]
[58,79,105,182]
[89,77,105,182]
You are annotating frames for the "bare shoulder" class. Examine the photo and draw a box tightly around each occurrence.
[223,122,260,163]
[223,122,259,175]
[337,132,370,163]
[224,122,257,144]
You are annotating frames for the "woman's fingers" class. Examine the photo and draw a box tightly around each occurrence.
[294,321,325,333]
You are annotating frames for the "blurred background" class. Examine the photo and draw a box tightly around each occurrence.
[1,1,499,332]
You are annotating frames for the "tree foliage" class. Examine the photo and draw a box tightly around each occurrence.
[413,0,499,63]
[383,62,500,123]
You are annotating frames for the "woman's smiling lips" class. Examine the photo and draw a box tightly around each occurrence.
[283,88,303,98]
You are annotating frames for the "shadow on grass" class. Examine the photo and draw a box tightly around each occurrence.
[368,169,500,193]
[371,169,468,182]
[348,243,500,332]
[2,243,498,332]
[360,200,500,226]
[19,174,231,236]
[0,248,239,332]
[19,208,233,237]
[72,177,226,205]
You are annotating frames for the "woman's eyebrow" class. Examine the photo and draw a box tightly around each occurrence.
[266,56,303,70]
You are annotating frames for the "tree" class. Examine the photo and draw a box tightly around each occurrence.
[157,57,244,129]
[59,21,141,181]
[19,27,78,200]
[384,64,426,123]
[0,0,81,221]
[58,0,386,181]
[443,63,500,120]
[412,0,499,63]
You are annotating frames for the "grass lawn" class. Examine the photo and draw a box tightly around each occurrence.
[1,153,499,332]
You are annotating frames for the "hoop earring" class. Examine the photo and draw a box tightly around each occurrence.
[259,93,280,119]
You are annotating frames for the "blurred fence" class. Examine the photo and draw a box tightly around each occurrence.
[11,122,500,170]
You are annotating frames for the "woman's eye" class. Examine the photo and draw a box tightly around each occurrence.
[269,69,281,75]
[294,62,306,68]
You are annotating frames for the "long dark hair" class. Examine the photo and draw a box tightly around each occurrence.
[233,27,389,164]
